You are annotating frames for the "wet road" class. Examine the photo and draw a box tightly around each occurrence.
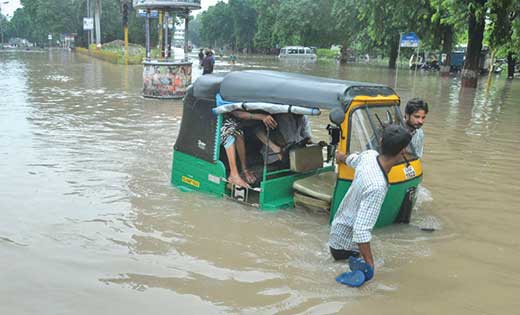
[1,50,519,314]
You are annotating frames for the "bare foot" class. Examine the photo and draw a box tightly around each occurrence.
[228,175,250,188]
[272,145,283,161]
[242,169,257,184]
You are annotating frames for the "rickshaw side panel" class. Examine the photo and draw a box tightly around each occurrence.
[259,175,296,211]
[329,177,422,228]
[378,177,422,226]
[171,150,227,196]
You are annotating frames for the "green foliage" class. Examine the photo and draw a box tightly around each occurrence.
[6,0,155,48]
[199,2,234,49]
[272,0,335,48]
[487,0,519,50]
[7,0,519,70]
[252,0,279,49]
[188,16,201,47]
[229,0,257,50]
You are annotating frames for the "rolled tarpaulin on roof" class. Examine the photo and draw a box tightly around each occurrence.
[212,102,321,116]
[212,94,321,116]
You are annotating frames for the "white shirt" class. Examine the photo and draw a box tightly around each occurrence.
[329,150,388,251]
[410,128,424,158]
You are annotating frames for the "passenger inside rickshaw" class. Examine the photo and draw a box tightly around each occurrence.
[219,111,323,189]
[255,113,313,166]
[349,104,419,163]
[218,109,277,188]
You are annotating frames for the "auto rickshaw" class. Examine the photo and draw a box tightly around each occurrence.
[171,70,422,227]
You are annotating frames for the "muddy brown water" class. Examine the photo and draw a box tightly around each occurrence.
[1,50,519,314]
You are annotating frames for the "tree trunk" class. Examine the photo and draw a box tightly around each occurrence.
[339,43,348,64]
[388,35,399,69]
[507,51,516,79]
[461,1,486,88]
[440,25,453,76]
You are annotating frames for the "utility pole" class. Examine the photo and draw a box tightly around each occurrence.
[183,9,189,62]
[145,9,150,60]
[86,0,91,52]
[94,0,101,48]
[164,12,169,58]
[158,11,164,58]
[88,0,94,45]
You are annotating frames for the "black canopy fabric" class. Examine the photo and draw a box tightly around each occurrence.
[192,70,396,110]
[193,72,227,99]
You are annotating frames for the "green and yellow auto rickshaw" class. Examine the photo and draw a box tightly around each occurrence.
[171,70,422,227]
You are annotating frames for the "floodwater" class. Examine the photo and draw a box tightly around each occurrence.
[1,50,519,315]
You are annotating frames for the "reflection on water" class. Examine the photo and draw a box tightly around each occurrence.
[1,50,519,314]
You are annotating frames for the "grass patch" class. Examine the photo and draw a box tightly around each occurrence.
[317,48,338,59]
[76,40,150,64]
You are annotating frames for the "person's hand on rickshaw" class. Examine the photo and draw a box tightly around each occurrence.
[260,114,277,129]
[336,151,347,164]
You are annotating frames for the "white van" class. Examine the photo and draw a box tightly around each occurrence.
[279,46,317,60]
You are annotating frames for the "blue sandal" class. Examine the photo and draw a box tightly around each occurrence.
[335,270,366,287]
[348,257,374,281]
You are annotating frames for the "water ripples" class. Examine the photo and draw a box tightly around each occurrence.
[2,51,520,314]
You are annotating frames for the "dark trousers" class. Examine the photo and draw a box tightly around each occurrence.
[330,247,360,261]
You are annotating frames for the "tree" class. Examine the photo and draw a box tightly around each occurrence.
[429,0,464,75]
[488,0,520,78]
[272,0,334,48]
[333,0,433,68]
[252,0,279,50]
[229,0,257,51]
[188,16,201,47]
[459,0,487,87]
[199,2,234,49]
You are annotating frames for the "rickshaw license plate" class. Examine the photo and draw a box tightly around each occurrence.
[404,165,416,179]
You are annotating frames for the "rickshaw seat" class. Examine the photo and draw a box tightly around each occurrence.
[292,170,336,204]
[289,145,323,173]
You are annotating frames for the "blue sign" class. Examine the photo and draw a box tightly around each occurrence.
[400,32,420,48]
[137,9,159,18]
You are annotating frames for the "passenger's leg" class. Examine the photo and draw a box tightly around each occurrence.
[255,129,283,161]
[235,134,256,184]
[330,247,360,261]
[223,136,249,188]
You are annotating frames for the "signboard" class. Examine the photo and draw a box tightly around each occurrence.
[133,0,201,10]
[83,17,94,31]
[137,9,159,18]
[400,32,420,48]
[48,34,52,40]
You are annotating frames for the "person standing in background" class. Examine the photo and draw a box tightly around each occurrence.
[404,98,429,158]
[198,48,204,67]
[202,49,215,75]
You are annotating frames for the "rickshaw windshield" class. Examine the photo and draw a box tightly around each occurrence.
[349,104,418,162]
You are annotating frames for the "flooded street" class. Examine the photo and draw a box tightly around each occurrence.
[1,50,519,314]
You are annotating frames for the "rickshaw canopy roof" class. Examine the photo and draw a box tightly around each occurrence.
[193,70,396,111]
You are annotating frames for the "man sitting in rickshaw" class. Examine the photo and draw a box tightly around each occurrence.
[254,113,313,166]
[220,110,278,188]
